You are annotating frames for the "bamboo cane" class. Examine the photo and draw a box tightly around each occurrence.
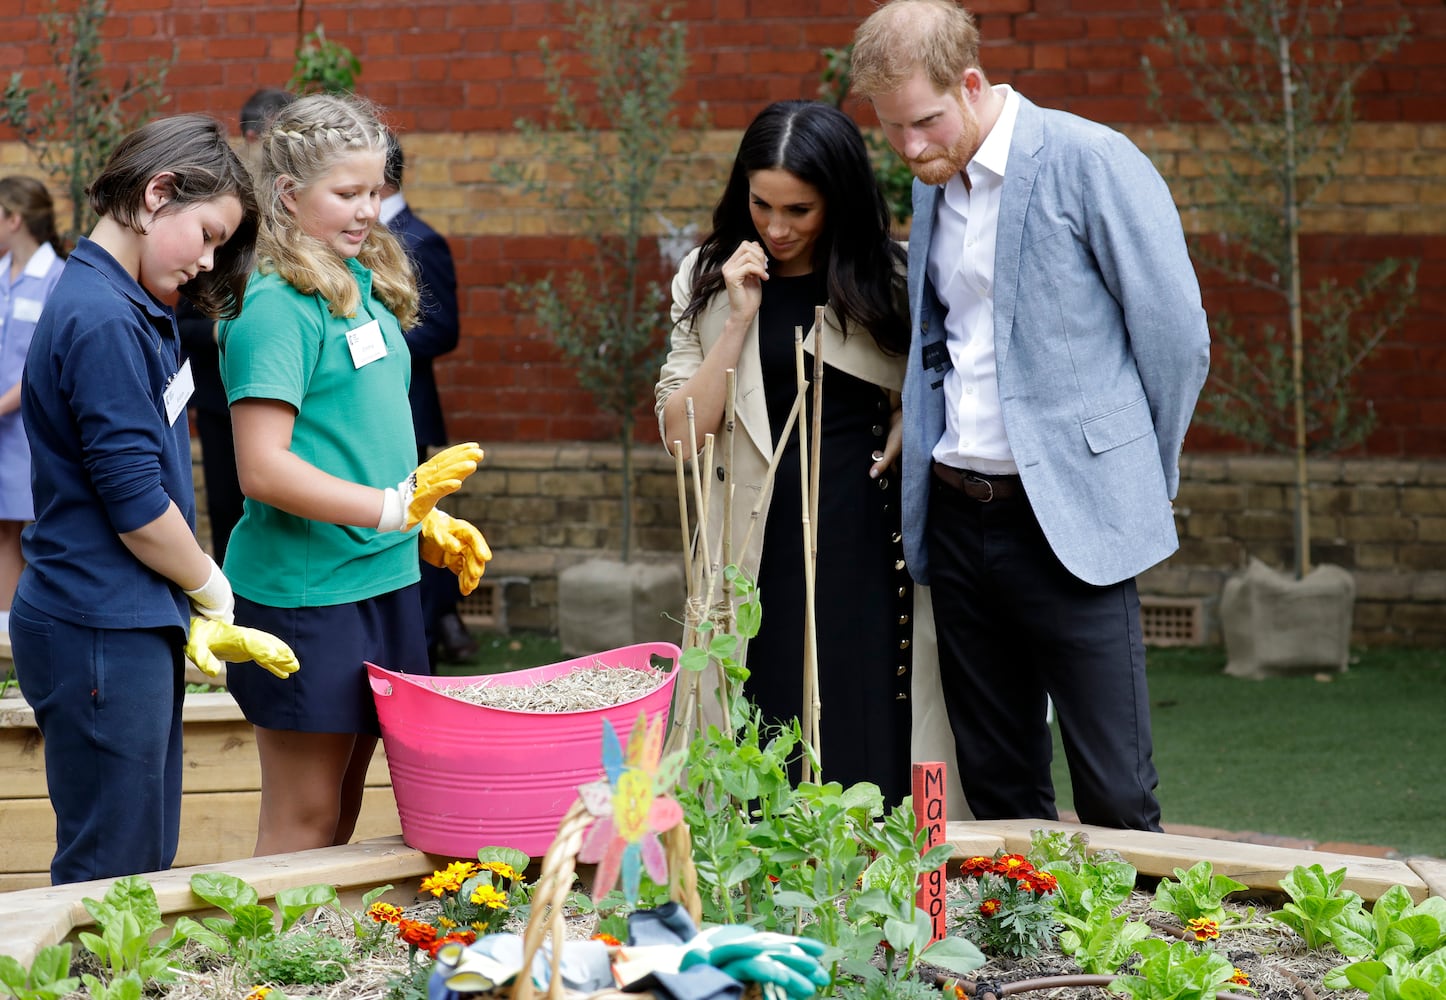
[794,327,820,783]
[804,306,825,775]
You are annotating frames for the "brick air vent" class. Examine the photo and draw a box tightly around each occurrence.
[1140,596,1204,647]
[457,579,505,631]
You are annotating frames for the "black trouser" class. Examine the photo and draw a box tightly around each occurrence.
[926,472,1162,831]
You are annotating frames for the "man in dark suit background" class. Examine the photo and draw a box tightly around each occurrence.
[178,87,295,564]
[381,130,477,664]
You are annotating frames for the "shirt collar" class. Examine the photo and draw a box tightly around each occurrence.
[380,192,407,226]
[970,84,1020,181]
[23,241,58,278]
[69,237,174,322]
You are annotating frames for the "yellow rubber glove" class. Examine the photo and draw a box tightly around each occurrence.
[419,508,492,596]
[186,618,301,680]
[377,443,485,532]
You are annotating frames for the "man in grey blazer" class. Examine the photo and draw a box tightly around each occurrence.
[852,0,1210,830]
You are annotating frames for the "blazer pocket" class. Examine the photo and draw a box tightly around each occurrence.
[1081,396,1153,454]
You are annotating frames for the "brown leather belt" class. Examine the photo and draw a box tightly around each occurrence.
[931,462,1022,502]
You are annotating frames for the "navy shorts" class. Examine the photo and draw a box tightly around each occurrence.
[226,584,430,736]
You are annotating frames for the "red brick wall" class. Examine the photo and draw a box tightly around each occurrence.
[2,0,1441,454]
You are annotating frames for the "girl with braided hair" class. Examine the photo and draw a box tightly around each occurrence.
[219,93,489,855]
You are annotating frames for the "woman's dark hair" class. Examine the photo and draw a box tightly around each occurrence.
[679,100,908,355]
[88,113,259,319]
[0,176,67,259]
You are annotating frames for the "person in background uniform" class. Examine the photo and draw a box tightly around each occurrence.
[380,130,477,665]
[177,87,295,564]
[850,0,1210,830]
[0,176,66,636]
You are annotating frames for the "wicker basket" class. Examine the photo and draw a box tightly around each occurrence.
[509,796,703,1000]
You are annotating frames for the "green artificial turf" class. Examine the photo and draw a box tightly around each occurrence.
[440,632,1446,859]
[1051,646,1446,859]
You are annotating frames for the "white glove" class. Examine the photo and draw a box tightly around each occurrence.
[182,555,235,624]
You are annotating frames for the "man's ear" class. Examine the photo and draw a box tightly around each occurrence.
[960,68,986,104]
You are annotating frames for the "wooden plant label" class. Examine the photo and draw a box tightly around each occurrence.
[912,760,948,943]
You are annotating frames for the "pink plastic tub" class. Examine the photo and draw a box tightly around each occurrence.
[367,642,680,858]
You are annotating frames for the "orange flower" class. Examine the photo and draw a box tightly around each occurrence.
[427,930,478,959]
[978,897,1003,917]
[368,901,403,924]
[398,918,439,949]
[961,856,994,877]
[994,854,1033,877]
[1025,870,1058,894]
[1229,969,1251,987]
[592,932,623,946]
[244,988,272,1000]
[1186,917,1221,942]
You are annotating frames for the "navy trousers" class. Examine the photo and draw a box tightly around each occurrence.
[10,596,186,884]
[926,476,1162,831]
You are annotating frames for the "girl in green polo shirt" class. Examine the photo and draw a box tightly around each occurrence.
[219,93,491,857]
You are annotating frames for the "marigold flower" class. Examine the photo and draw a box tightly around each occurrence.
[1025,870,1058,894]
[767,874,780,884]
[979,897,1003,917]
[1230,969,1251,986]
[420,861,480,897]
[952,984,967,1000]
[470,884,509,909]
[245,988,272,1000]
[398,918,439,949]
[592,932,623,946]
[368,901,403,924]
[961,856,994,877]
[994,854,1033,877]
[479,861,522,883]
[437,915,458,929]
[1186,917,1221,941]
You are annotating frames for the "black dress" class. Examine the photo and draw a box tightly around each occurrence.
[744,271,913,805]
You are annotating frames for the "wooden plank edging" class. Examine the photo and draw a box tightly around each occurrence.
[3,821,1437,968]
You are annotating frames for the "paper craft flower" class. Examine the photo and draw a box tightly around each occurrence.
[577,711,682,903]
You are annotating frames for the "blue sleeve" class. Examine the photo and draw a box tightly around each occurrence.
[402,227,460,360]
[59,316,175,534]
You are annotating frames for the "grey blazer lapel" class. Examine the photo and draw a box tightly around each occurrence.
[993,97,1044,373]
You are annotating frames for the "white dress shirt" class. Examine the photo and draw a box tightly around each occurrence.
[379,191,406,227]
[927,84,1021,475]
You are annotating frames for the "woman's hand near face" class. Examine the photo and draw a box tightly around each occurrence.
[722,240,767,326]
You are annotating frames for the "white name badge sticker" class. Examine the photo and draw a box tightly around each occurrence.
[346,319,387,369]
[163,358,195,427]
[12,297,44,323]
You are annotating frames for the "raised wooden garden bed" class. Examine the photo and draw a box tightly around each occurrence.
[2,818,1443,968]
[0,690,401,893]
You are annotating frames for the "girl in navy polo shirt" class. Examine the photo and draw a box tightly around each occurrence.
[0,176,66,632]
[13,115,259,884]
[219,94,488,857]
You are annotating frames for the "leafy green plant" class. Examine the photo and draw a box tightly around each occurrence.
[501,0,701,562]
[1111,938,1249,1000]
[1151,861,1248,926]
[288,22,361,94]
[1270,863,1370,953]
[1328,952,1446,1000]
[245,928,351,986]
[1058,906,1153,975]
[677,564,763,739]
[1144,0,1416,579]
[0,0,172,242]
[173,873,340,967]
[954,852,1061,958]
[77,876,184,988]
[0,945,80,1000]
[1042,855,1138,924]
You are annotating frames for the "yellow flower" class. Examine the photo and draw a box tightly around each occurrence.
[470,884,508,909]
[1230,969,1251,987]
[245,988,272,1000]
[367,901,403,924]
[437,915,457,929]
[420,861,479,896]
[1186,917,1221,941]
[479,861,522,883]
